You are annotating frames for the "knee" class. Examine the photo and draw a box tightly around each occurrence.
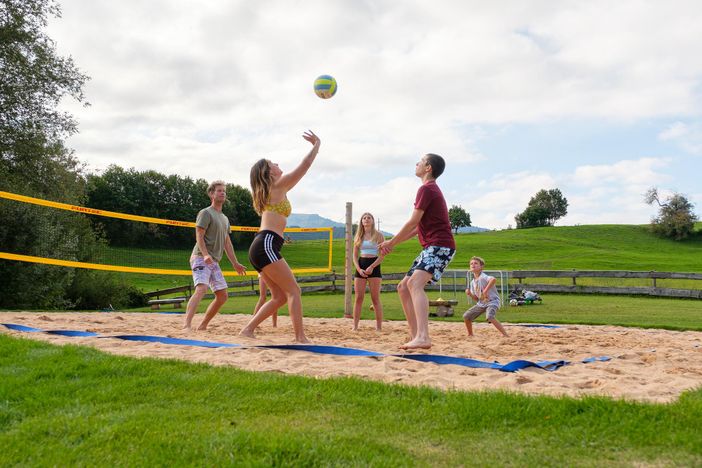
[286,284,302,301]
[396,281,408,295]
[215,291,228,303]
[406,276,426,292]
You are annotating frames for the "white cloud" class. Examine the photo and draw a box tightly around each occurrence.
[41,1,702,232]
[658,121,702,155]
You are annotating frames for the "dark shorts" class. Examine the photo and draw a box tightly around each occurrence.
[355,257,382,279]
[248,230,284,272]
[406,246,456,284]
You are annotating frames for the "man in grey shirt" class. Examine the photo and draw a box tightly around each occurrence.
[184,180,246,330]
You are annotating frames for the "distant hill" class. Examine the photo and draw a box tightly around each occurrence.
[287,213,393,240]
[455,226,490,234]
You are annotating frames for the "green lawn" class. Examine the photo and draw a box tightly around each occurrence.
[1,335,701,466]
[105,224,702,292]
[138,291,702,332]
[3,223,702,465]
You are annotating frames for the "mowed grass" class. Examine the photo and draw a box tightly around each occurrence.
[1,335,701,466]
[113,224,702,291]
[4,223,702,465]
[144,291,702,332]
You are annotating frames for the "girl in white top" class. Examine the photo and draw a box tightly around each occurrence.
[351,212,385,331]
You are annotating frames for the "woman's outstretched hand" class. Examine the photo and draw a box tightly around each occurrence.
[303,130,320,148]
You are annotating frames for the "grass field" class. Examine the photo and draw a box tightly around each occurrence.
[107,224,702,292]
[1,334,701,466]
[3,223,702,465]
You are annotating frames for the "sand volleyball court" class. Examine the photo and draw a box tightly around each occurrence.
[2,312,701,403]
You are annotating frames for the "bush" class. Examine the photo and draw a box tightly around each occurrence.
[66,270,147,310]
[645,188,698,241]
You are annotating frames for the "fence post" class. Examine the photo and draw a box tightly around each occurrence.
[344,202,353,317]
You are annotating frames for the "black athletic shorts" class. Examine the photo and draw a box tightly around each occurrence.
[248,230,284,272]
[354,256,382,279]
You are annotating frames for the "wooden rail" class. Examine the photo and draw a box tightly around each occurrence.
[510,270,702,299]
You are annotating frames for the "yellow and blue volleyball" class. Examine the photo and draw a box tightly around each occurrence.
[313,75,337,99]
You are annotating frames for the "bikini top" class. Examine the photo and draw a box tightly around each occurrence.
[263,197,292,217]
[360,239,379,256]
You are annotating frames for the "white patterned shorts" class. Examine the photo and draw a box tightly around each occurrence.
[190,256,228,292]
[406,246,456,284]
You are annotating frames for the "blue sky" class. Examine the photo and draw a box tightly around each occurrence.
[48,0,702,232]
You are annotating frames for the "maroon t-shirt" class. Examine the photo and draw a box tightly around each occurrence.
[414,180,456,249]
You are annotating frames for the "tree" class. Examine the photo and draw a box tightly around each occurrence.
[645,187,698,240]
[0,1,139,309]
[448,205,471,234]
[515,189,568,228]
[86,165,260,248]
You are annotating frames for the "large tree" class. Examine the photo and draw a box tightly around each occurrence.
[0,0,140,309]
[1,0,89,195]
[515,189,568,228]
[645,187,698,240]
[448,205,471,234]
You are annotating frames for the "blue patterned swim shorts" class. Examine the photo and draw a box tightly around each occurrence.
[406,246,456,284]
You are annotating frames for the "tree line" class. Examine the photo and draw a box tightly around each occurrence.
[86,165,259,249]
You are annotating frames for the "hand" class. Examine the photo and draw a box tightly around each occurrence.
[303,130,320,148]
[356,267,368,278]
[233,262,247,275]
[379,241,393,256]
[203,254,213,265]
[364,266,374,275]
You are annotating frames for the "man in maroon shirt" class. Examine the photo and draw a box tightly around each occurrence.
[379,153,456,349]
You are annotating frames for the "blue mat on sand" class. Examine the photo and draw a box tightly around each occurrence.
[106,335,240,348]
[2,323,609,373]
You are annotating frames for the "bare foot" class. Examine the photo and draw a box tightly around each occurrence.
[399,339,432,350]
[343,314,352,319]
[182,325,192,331]
[196,326,208,331]
[239,329,256,338]
[294,336,311,344]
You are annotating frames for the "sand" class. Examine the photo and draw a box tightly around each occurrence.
[2,311,701,403]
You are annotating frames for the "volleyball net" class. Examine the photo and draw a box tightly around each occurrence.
[0,191,334,276]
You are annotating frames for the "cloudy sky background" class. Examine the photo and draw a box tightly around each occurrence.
[48,0,702,233]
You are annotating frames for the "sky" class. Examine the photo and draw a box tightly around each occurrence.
[47,0,702,233]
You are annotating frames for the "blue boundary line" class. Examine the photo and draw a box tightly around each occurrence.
[2,323,610,373]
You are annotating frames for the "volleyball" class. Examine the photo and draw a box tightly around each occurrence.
[314,75,337,99]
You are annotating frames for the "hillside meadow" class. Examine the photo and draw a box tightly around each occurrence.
[110,223,702,292]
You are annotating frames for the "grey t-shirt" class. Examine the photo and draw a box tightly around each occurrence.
[468,272,501,307]
[191,206,230,263]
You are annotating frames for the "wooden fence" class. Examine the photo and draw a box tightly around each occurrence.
[510,270,702,299]
[146,270,702,302]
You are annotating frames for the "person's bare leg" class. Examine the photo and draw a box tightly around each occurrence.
[400,270,433,349]
[197,288,228,330]
[396,276,417,339]
[368,277,383,331]
[352,278,366,331]
[239,270,285,337]
[489,318,509,337]
[464,319,474,337]
[240,261,309,343]
[183,284,207,330]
